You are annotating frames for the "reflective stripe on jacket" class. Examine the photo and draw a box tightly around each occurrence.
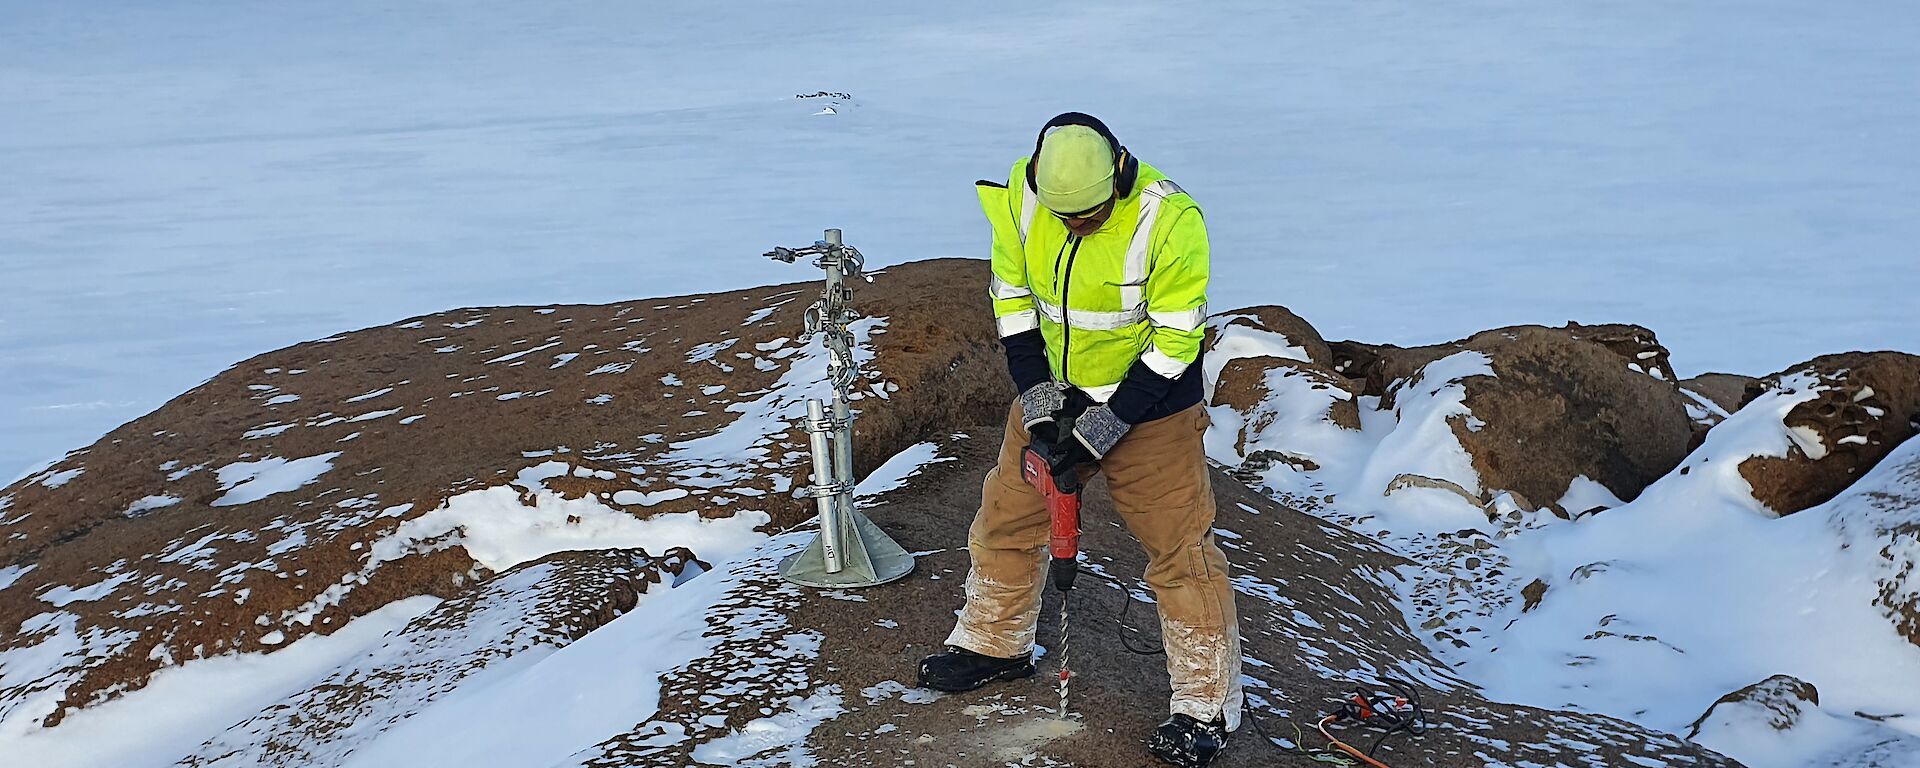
[978,157,1209,402]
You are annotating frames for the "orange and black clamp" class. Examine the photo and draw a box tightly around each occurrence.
[1020,442,1082,591]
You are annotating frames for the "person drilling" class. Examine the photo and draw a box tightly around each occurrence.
[916,112,1243,767]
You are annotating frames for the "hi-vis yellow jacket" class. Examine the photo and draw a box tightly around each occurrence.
[978,157,1209,405]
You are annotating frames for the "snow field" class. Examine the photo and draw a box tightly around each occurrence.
[6,1,1919,482]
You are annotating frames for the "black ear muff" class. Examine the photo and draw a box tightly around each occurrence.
[1113,146,1138,199]
[1027,112,1130,200]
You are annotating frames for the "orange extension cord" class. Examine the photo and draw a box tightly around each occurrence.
[1318,713,1395,768]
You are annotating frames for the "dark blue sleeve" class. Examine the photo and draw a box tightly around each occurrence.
[1002,329,1051,394]
[1104,359,1175,424]
[1104,348,1207,425]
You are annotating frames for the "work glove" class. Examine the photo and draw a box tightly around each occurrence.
[1041,432,1095,478]
[1069,404,1130,461]
[1019,381,1067,444]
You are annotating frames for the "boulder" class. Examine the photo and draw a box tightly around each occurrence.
[1679,372,1759,449]
[1210,357,1362,459]
[1385,324,1694,512]
[1682,372,1760,415]
[1205,305,1333,368]
[1203,309,1363,483]
[1739,351,1920,516]
[1685,674,1819,739]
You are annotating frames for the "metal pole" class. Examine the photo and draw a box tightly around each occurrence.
[768,227,912,588]
[805,399,845,573]
[830,395,857,548]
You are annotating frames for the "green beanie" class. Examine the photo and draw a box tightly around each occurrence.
[1033,125,1116,214]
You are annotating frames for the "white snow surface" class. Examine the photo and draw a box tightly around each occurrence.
[0,597,439,768]
[391,460,768,573]
[853,441,951,499]
[1207,348,1920,767]
[211,452,343,507]
[336,533,810,768]
[688,688,846,768]
[6,2,1918,483]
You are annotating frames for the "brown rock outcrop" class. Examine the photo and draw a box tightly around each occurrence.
[1206,305,1333,367]
[1369,324,1694,511]
[576,430,1739,768]
[1685,674,1820,739]
[1739,352,1920,516]
[183,547,704,767]
[0,259,1006,726]
[1681,373,1760,415]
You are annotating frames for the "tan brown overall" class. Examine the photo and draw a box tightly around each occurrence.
[944,398,1244,729]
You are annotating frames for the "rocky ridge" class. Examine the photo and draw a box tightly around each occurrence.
[2,258,1917,766]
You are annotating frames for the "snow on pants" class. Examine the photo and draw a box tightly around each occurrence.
[944,399,1244,730]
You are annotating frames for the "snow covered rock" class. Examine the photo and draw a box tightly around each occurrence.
[1211,358,1362,469]
[1679,372,1758,446]
[1739,352,1920,516]
[1686,674,1821,740]
[1205,306,1334,368]
[1682,372,1760,415]
[182,547,704,767]
[585,430,1736,768]
[1383,323,1694,515]
[0,258,1006,728]
[1686,674,1920,768]
[1827,436,1920,648]
[1201,308,1363,478]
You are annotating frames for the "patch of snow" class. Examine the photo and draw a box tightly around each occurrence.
[375,461,765,573]
[1353,351,1495,529]
[0,597,435,768]
[264,394,300,406]
[345,387,394,403]
[687,338,739,364]
[38,573,135,606]
[1201,317,1312,399]
[39,468,83,489]
[688,688,844,766]
[349,408,401,422]
[484,341,562,365]
[1455,377,1920,764]
[336,534,805,768]
[124,494,181,518]
[212,452,342,507]
[1679,387,1732,421]
[610,488,692,507]
[0,564,36,592]
[1558,475,1625,516]
[242,423,295,440]
[854,441,952,499]
[665,318,886,491]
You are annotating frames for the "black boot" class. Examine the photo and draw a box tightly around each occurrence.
[1148,714,1228,767]
[915,646,1035,692]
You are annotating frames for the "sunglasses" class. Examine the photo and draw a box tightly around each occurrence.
[1053,196,1116,224]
